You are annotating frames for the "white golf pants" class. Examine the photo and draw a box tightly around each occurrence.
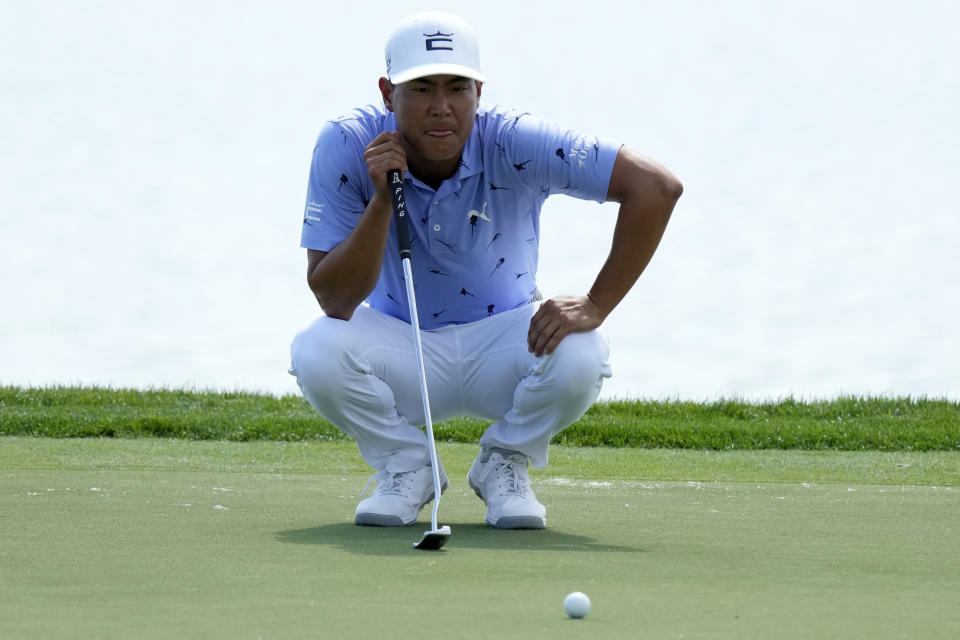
[289,303,612,473]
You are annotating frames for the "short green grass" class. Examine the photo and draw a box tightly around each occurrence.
[1,438,959,640]
[2,437,959,486]
[2,387,959,638]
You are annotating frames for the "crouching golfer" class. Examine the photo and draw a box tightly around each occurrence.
[290,11,681,529]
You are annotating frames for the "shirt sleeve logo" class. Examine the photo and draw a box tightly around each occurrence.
[304,201,325,222]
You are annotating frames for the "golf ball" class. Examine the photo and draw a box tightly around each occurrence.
[563,591,591,618]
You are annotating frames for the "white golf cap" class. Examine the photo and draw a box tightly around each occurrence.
[385,11,486,84]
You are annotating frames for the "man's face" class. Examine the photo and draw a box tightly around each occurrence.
[381,74,481,169]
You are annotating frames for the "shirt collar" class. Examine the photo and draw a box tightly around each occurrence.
[455,119,483,181]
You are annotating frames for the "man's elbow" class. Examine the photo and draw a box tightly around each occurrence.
[658,170,683,202]
[670,177,684,201]
[639,170,682,227]
[322,307,356,322]
[631,170,681,222]
[314,291,357,322]
[611,150,683,208]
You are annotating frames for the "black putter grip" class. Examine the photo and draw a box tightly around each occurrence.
[387,169,411,259]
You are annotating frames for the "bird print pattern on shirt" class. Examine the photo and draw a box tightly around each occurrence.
[351,113,608,328]
[436,238,457,253]
[303,111,608,329]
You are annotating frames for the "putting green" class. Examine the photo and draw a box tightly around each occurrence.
[1,440,959,639]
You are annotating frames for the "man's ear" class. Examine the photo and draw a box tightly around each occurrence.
[476,81,483,99]
[379,77,395,112]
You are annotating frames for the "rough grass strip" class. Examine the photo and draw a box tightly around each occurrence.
[1,386,958,451]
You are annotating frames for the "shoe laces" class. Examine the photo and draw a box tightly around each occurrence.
[359,469,415,499]
[479,452,530,497]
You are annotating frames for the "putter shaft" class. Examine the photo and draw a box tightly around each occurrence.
[387,169,450,549]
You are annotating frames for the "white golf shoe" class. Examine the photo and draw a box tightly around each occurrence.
[467,449,546,529]
[355,464,448,527]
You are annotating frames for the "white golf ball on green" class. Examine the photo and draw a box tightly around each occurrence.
[563,591,591,618]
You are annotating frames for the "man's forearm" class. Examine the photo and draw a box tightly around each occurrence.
[526,147,681,356]
[588,179,681,318]
[308,194,393,320]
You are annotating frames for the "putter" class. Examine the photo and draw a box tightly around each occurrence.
[386,169,451,551]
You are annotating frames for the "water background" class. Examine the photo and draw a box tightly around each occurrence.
[2,1,957,400]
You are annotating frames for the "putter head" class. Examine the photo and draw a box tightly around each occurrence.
[413,525,451,550]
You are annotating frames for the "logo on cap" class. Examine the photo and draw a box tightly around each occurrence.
[424,31,453,51]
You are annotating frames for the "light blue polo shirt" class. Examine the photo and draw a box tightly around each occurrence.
[301,104,620,329]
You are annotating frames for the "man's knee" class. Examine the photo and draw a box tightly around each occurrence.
[542,330,612,396]
[289,316,356,392]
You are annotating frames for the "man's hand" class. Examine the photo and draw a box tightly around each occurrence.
[364,131,407,201]
[527,295,605,357]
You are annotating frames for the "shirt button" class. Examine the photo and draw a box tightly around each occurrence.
[433,224,441,231]
[433,200,440,206]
